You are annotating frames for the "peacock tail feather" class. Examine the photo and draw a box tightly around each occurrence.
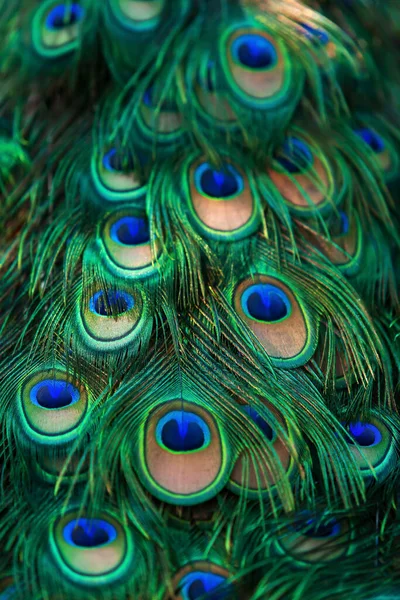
[0,0,399,598]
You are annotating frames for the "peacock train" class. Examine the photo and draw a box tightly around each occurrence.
[0,0,399,598]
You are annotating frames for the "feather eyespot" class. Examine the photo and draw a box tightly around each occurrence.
[103,148,135,173]
[314,326,353,388]
[101,210,158,276]
[354,128,385,154]
[233,275,317,367]
[137,400,231,505]
[79,287,146,350]
[171,563,232,600]
[228,404,294,498]
[326,210,362,267]
[139,87,183,136]
[243,406,276,442]
[301,211,363,274]
[33,0,84,56]
[116,0,165,28]
[345,422,382,447]
[19,370,88,443]
[342,416,396,482]
[220,24,296,108]
[92,147,146,202]
[179,572,231,600]
[51,512,132,584]
[187,157,259,240]
[353,125,397,180]
[275,137,313,174]
[277,515,351,563]
[36,451,89,485]
[194,61,238,124]
[269,133,333,215]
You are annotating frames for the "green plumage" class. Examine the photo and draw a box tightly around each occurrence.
[0,0,399,599]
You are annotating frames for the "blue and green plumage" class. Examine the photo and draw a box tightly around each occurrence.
[0,0,400,598]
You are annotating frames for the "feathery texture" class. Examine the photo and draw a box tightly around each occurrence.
[0,0,399,598]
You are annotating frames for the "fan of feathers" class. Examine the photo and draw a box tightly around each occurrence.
[0,0,399,598]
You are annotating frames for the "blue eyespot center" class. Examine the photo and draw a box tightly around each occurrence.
[232,34,277,69]
[276,137,313,174]
[143,87,177,111]
[330,211,350,237]
[304,519,340,538]
[354,128,385,154]
[181,572,230,600]
[102,148,135,173]
[143,87,153,107]
[110,216,150,246]
[46,3,84,30]
[157,411,210,452]
[30,379,79,409]
[301,23,330,46]
[346,422,382,447]
[243,406,275,441]
[89,290,134,317]
[339,211,349,236]
[241,283,291,322]
[293,513,341,538]
[36,384,72,409]
[64,518,117,548]
[196,162,243,198]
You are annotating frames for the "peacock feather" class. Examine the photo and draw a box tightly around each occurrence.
[0,0,399,598]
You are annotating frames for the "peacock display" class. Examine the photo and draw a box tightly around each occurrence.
[0,0,400,598]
